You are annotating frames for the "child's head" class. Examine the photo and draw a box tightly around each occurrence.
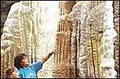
[14,53,29,69]
[6,67,19,78]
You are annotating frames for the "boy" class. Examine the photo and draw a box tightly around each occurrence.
[14,50,56,78]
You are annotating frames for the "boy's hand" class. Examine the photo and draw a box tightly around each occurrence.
[49,49,57,55]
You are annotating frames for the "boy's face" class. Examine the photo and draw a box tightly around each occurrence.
[20,56,29,67]
[10,68,19,78]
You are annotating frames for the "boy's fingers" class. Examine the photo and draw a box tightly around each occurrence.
[52,49,58,54]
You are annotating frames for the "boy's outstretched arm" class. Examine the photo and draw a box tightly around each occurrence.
[41,50,56,64]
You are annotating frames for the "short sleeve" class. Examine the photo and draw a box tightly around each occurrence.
[18,70,24,78]
[31,61,43,73]
[19,73,23,78]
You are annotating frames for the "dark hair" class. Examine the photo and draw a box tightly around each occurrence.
[6,67,16,78]
[14,53,27,69]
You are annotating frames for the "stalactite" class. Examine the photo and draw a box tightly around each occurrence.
[95,39,100,78]
[100,1,117,78]
[70,21,77,78]
[89,24,96,78]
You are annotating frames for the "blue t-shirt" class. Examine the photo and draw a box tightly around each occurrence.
[19,61,43,78]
